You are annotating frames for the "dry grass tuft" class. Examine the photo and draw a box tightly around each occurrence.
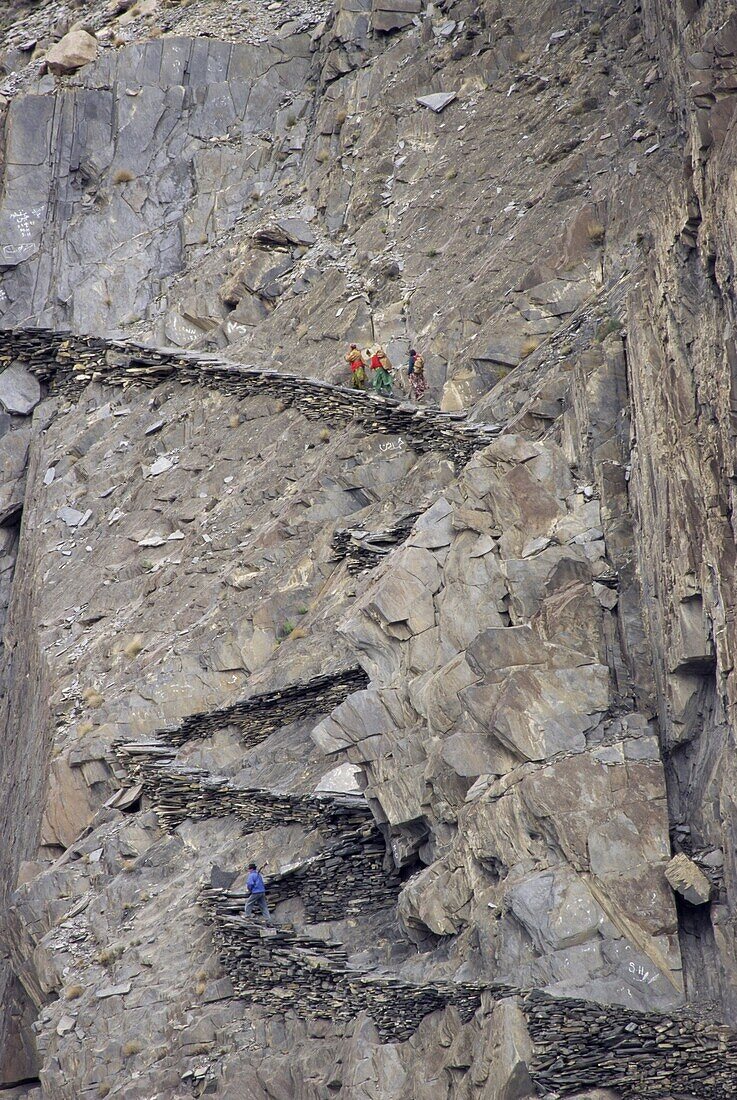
[122,1040,142,1057]
[82,687,105,709]
[112,168,134,185]
[65,984,84,1000]
[586,220,606,245]
[521,339,539,357]
[122,637,143,659]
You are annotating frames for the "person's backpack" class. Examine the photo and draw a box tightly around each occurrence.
[413,354,425,374]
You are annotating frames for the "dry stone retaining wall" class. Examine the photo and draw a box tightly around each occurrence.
[204,888,737,1098]
[0,327,501,466]
[117,741,374,835]
[330,511,423,574]
[160,668,368,749]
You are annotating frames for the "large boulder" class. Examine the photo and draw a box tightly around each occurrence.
[45,30,98,76]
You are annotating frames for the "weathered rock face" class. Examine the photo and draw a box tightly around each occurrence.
[0,35,312,334]
[1,0,737,1097]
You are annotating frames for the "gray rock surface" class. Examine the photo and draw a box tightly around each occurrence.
[0,364,40,415]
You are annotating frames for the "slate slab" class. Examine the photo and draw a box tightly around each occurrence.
[417,92,457,113]
[0,363,41,414]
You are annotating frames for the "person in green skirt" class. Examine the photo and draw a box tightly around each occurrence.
[369,347,393,396]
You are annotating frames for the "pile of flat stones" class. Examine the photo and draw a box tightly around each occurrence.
[203,888,737,1096]
[330,511,423,574]
[161,667,368,749]
[0,326,502,467]
[116,740,374,836]
[525,989,737,1098]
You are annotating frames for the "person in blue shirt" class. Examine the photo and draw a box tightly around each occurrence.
[244,863,271,923]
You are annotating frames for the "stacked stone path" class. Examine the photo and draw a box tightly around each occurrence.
[159,667,367,749]
[203,888,737,1098]
[117,738,375,835]
[0,326,502,467]
[112,665,400,918]
[330,511,423,574]
[24,321,730,1097]
[203,892,484,1042]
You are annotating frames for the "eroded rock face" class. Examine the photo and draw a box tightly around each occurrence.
[0,36,312,333]
[320,435,681,1010]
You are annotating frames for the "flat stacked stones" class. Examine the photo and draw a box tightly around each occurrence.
[202,886,737,1096]
[162,668,368,749]
[330,511,423,574]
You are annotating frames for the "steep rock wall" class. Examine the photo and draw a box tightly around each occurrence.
[0,0,736,1097]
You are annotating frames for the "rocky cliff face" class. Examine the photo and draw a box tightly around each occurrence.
[1,0,737,1097]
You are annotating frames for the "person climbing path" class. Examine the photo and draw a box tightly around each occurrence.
[409,349,427,402]
[404,347,416,396]
[344,343,366,389]
[370,346,394,396]
[244,862,272,923]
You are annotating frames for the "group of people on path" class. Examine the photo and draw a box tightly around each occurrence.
[345,343,428,402]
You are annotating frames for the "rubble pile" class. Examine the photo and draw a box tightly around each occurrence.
[330,511,423,574]
[0,327,502,466]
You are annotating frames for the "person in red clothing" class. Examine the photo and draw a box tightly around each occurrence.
[369,346,393,396]
[344,343,366,389]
